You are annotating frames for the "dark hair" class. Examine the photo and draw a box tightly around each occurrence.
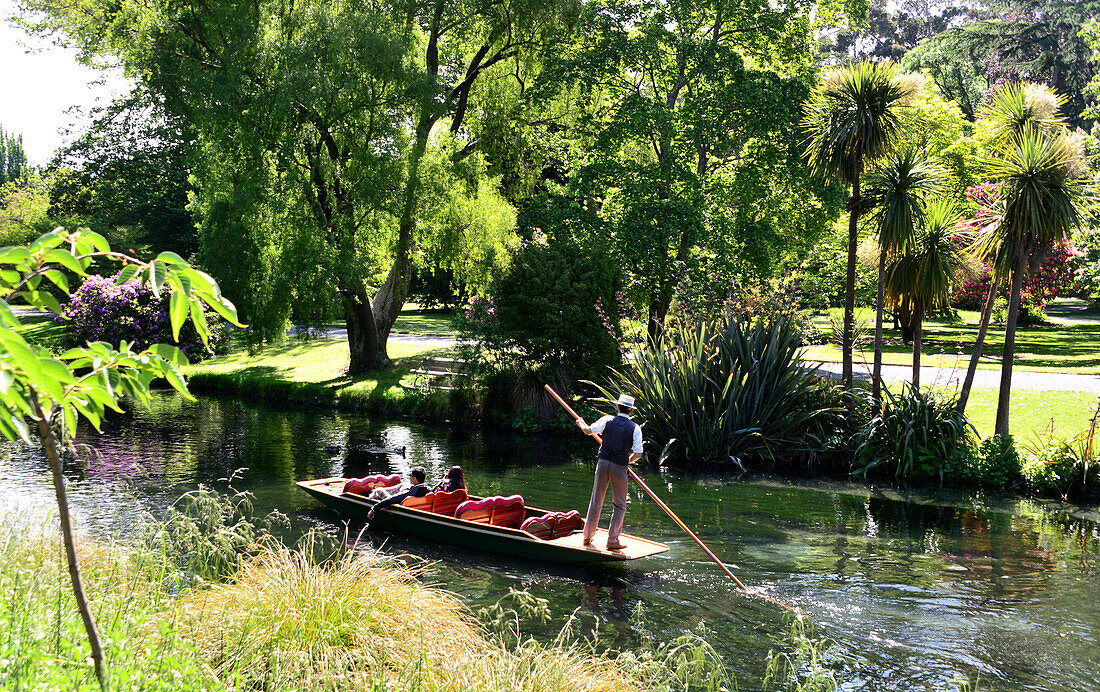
[432,466,465,493]
[617,404,634,414]
[410,467,427,484]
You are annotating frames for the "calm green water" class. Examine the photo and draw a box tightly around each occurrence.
[4,392,1099,691]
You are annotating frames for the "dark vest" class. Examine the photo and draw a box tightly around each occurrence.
[598,416,636,466]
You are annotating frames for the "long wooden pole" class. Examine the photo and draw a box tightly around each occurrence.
[544,385,797,613]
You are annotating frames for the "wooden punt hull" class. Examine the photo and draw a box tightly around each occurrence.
[297,477,669,563]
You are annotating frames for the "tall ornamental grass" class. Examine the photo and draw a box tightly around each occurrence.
[596,316,842,467]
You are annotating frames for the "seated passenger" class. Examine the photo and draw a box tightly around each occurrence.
[431,466,466,493]
[368,467,428,520]
[367,480,407,501]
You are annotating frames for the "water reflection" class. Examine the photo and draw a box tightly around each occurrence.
[2,391,1098,691]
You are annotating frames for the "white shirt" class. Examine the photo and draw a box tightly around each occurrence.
[590,413,643,454]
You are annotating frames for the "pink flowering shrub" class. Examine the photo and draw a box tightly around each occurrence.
[59,274,229,359]
[952,183,1077,320]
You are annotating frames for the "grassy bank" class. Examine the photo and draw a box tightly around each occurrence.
[803,303,1100,374]
[182,339,454,412]
[0,522,650,691]
[957,387,1100,441]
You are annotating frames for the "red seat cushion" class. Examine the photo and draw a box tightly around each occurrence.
[520,512,556,540]
[489,495,525,529]
[432,489,468,517]
[343,473,402,495]
[551,510,584,538]
[401,492,435,511]
[455,497,495,524]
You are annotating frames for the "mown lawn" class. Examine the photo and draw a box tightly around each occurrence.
[803,300,1100,374]
[182,338,454,407]
[947,386,1100,442]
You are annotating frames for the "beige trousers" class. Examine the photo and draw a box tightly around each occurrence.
[583,458,628,543]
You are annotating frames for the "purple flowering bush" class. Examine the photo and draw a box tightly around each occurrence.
[59,274,229,359]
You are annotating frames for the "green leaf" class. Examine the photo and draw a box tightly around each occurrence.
[0,300,18,328]
[169,290,188,341]
[0,247,31,265]
[189,297,209,344]
[148,343,188,366]
[150,261,168,297]
[45,248,86,278]
[160,363,194,400]
[0,269,21,286]
[43,269,70,294]
[28,290,64,317]
[117,263,141,285]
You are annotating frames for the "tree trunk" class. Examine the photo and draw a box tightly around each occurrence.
[956,280,998,414]
[32,396,107,690]
[873,244,888,407]
[995,257,1026,436]
[843,165,862,390]
[343,290,388,372]
[912,310,922,390]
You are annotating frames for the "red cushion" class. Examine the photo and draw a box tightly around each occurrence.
[520,512,556,540]
[343,473,402,495]
[455,497,495,524]
[490,495,525,529]
[401,492,435,511]
[551,510,584,538]
[432,489,468,517]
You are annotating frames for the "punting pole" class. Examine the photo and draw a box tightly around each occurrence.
[545,384,799,614]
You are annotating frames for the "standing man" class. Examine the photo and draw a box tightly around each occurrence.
[576,394,643,550]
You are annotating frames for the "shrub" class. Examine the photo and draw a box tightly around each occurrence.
[594,315,843,467]
[466,233,622,378]
[855,385,976,481]
[943,434,1022,488]
[1021,408,1100,498]
[60,273,229,359]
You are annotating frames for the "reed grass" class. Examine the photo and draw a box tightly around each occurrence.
[0,510,648,691]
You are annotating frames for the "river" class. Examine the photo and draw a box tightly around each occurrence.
[4,392,1098,691]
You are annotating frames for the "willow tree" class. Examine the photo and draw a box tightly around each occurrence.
[23,0,569,372]
[802,60,912,389]
[885,200,967,389]
[864,149,943,404]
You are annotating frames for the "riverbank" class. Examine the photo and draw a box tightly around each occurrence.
[184,338,1099,441]
[0,520,650,691]
[182,339,455,414]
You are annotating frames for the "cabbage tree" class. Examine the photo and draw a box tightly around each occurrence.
[802,61,911,389]
[864,149,943,404]
[885,200,968,389]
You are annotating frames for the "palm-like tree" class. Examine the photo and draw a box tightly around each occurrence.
[865,150,943,405]
[957,82,1068,414]
[885,200,969,388]
[802,61,911,390]
[974,130,1091,435]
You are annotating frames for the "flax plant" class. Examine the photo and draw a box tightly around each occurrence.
[595,316,840,466]
[802,60,912,390]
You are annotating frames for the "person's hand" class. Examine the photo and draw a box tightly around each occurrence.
[367,509,375,520]
[576,419,591,434]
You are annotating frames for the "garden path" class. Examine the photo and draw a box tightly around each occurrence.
[813,360,1100,393]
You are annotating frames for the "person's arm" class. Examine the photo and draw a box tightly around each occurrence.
[576,415,611,436]
[628,423,643,464]
[369,484,428,519]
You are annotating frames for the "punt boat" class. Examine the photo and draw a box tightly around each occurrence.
[297,476,670,563]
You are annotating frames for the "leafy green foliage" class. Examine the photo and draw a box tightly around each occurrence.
[47,89,198,258]
[478,234,623,378]
[855,384,977,481]
[0,227,241,443]
[0,126,28,186]
[943,434,1023,488]
[1022,403,1100,498]
[595,315,842,466]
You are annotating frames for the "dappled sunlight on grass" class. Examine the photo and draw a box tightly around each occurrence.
[804,305,1100,374]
